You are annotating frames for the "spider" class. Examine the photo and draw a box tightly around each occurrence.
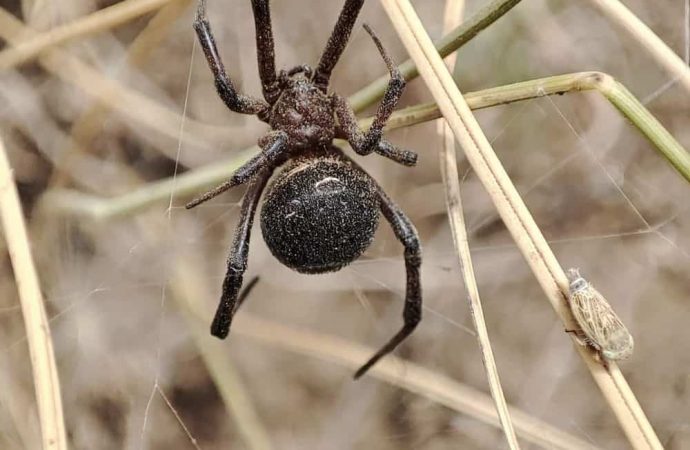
[186,0,422,379]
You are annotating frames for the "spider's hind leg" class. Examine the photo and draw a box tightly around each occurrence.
[211,169,272,339]
[354,186,422,379]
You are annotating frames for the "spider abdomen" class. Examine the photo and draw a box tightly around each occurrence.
[260,156,380,274]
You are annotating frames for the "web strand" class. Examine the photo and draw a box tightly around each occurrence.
[140,32,198,449]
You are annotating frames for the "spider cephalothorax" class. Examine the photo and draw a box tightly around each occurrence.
[187,0,422,379]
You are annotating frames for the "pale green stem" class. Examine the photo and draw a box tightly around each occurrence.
[41,71,690,220]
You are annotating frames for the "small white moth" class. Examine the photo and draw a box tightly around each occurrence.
[565,268,634,362]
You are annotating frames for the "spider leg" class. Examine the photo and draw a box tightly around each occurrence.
[186,131,287,209]
[314,0,365,90]
[375,140,418,166]
[354,185,422,379]
[194,0,269,115]
[334,100,417,166]
[333,25,406,158]
[249,0,279,103]
[211,169,272,339]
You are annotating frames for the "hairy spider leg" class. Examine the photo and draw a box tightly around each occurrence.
[185,131,288,209]
[249,0,279,103]
[354,182,422,379]
[314,0,366,90]
[333,97,417,166]
[333,25,408,158]
[211,169,272,338]
[194,0,269,115]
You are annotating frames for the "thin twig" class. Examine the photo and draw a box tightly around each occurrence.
[438,0,519,448]
[378,0,662,448]
[41,71,690,220]
[0,136,67,450]
[586,0,690,94]
[0,0,174,70]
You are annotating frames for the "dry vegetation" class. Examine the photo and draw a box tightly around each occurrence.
[0,0,689,449]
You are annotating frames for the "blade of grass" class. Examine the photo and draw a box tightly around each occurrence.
[54,0,192,187]
[175,295,598,450]
[586,0,690,94]
[0,0,175,70]
[41,71,690,220]
[348,0,522,112]
[0,136,67,450]
[171,260,273,450]
[438,0,519,448]
[232,313,599,450]
[378,0,662,448]
[0,7,226,161]
[463,72,690,183]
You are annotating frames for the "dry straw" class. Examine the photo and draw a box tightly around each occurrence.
[42,71,690,223]
[0,0,175,70]
[0,7,224,159]
[231,312,599,450]
[437,0,519,448]
[0,136,67,450]
[586,0,690,94]
[174,291,598,450]
[378,0,662,448]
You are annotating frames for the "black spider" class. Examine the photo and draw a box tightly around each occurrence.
[187,0,422,379]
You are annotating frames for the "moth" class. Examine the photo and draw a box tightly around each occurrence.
[565,268,634,362]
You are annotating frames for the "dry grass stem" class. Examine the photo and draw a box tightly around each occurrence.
[379,0,662,448]
[113,219,274,450]
[348,0,523,111]
[586,0,690,94]
[438,0,519,448]
[0,136,67,450]
[41,69,689,220]
[227,313,599,450]
[0,7,228,161]
[0,0,174,70]
[171,261,274,450]
[58,0,192,186]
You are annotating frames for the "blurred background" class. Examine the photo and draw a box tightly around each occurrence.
[0,0,689,448]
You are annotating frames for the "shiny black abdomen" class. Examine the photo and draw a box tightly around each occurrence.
[260,156,380,274]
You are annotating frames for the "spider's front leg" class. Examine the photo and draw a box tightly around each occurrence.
[249,0,279,103]
[333,25,417,166]
[334,97,418,166]
[211,169,272,339]
[194,0,269,116]
[354,185,422,379]
[186,131,287,209]
[314,0,365,89]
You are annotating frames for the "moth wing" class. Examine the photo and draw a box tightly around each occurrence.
[568,288,604,351]
[569,285,633,360]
